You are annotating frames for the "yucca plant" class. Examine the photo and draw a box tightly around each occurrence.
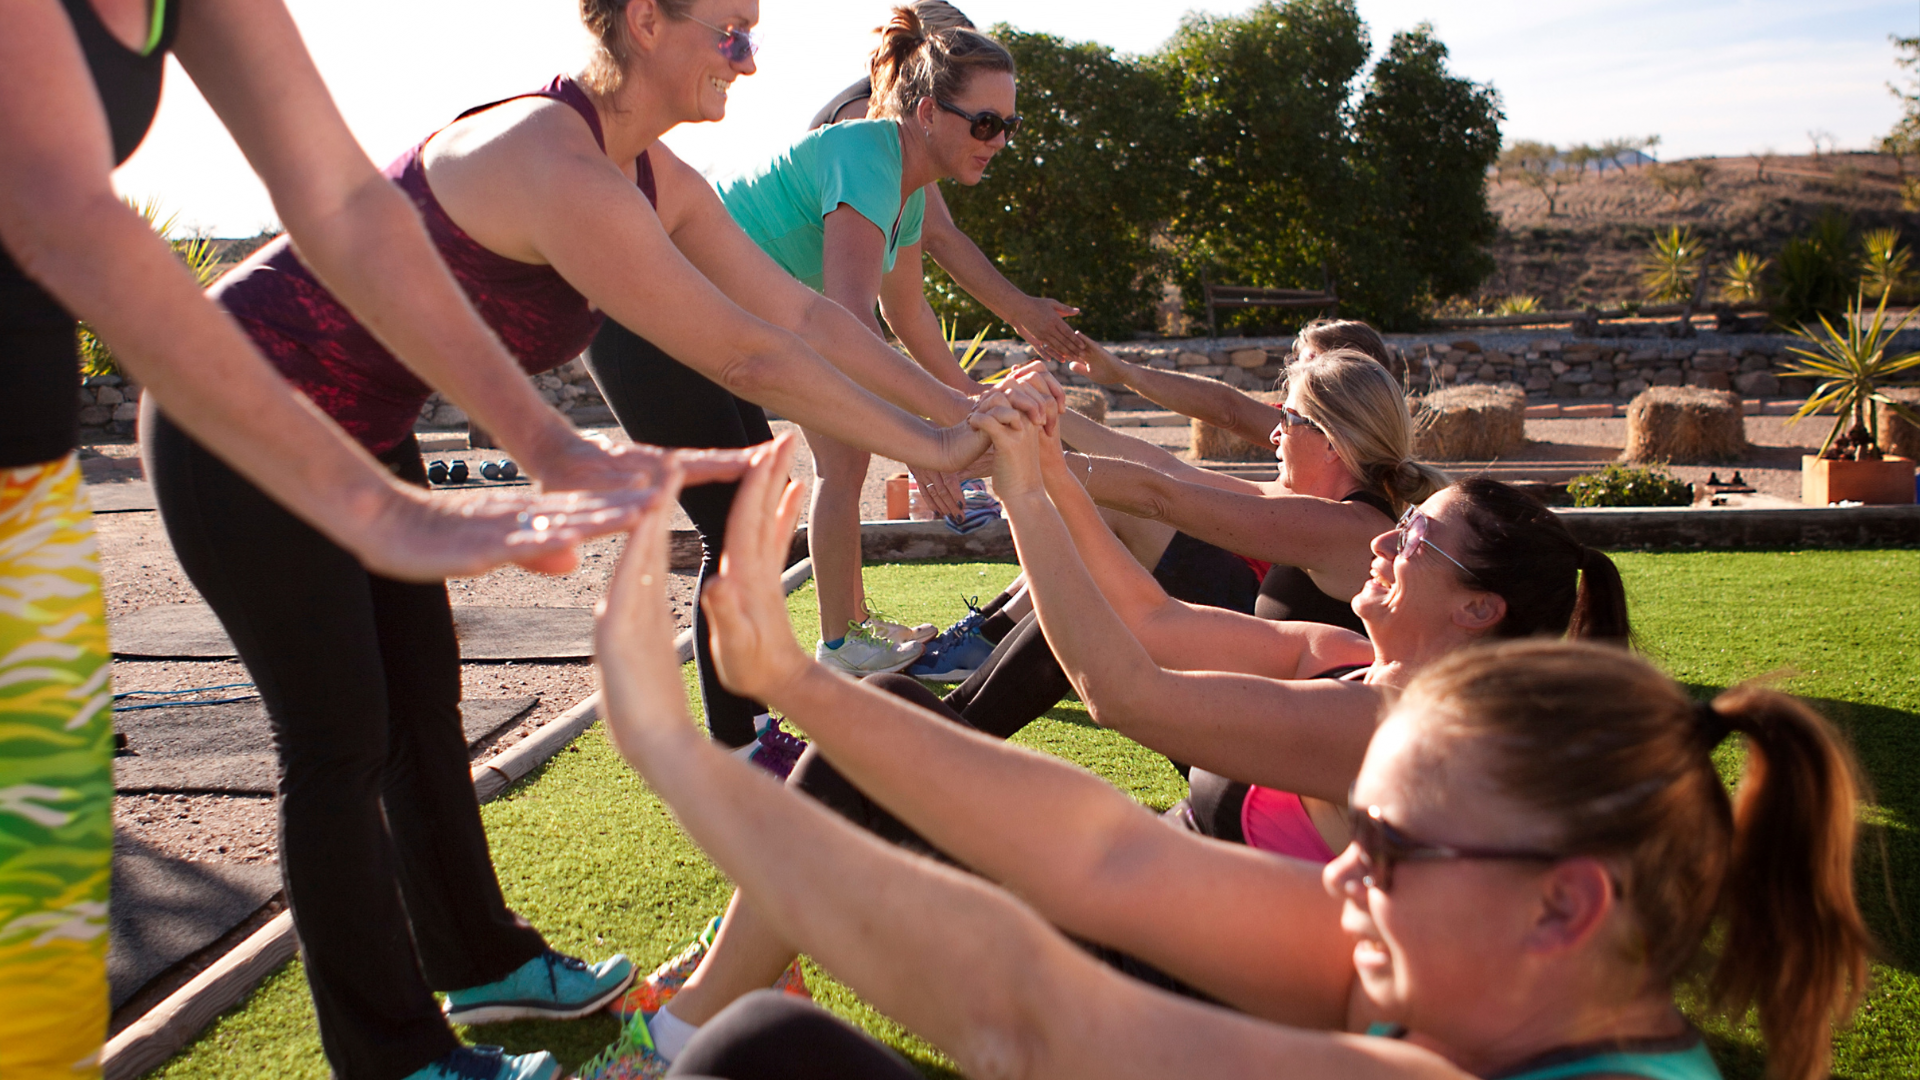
[1494,294,1542,315]
[945,315,1008,384]
[1778,290,1920,457]
[1640,225,1704,303]
[1719,250,1769,303]
[78,199,223,378]
[1859,227,1912,299]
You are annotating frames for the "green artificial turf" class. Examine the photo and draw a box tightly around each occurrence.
[145,553,1919,1079]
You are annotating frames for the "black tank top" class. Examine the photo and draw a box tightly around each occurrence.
[0,0,181,466]
[1253,489,1394,634]
[808,77,873,130]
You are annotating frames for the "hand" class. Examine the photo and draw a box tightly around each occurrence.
[526,431,754,495]
[967,391,1046,498]
[359,485,655,581]
[702,434,815,704]
[593,456,697,759]
[910,466,965,518]
[1065,340,1129,386]
[1005,294,1085,363]
[980,362,1063,435]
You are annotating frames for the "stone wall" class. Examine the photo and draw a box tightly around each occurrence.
[77,374,143,438]
[1398,338,1799,401]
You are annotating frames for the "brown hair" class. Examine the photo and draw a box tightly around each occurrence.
[1297,319,1391,367]
[1282,349,1448,512]
[1448,477,1630,642]
[868,5,1014,122]
[580,0,698,96]
[1401,640,1871,1080]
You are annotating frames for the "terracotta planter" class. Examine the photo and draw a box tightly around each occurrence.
[1801,455,1916,506]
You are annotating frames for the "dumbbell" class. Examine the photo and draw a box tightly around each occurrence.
[427,460,449,484]
[447,459,470,484]
[480,460,501,481]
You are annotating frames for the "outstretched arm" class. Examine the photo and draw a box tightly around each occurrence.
[0,0,669,581]
[919,184,1084,361]
[1071,338,1284,447]
[595,441,1445,1077]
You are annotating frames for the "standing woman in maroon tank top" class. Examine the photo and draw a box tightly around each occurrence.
[0,1,680,1076]
[141,1,1046,1078]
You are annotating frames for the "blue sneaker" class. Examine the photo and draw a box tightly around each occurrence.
[907,600,995,683]
[442,949,635,1026]
[404,1045,558,1080]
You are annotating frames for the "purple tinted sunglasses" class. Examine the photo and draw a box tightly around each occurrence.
[687,15,758,63]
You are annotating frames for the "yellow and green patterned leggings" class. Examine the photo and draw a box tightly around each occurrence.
[0,455,112,1079]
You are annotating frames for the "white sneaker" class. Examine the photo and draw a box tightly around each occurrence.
[867,615,937,644]
[816,624,923,676]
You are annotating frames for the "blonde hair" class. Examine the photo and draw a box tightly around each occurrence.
[1284,349,1447,512]
[580,0,698,96]
[868,5,1013,121]
[1403,640,1870,1080]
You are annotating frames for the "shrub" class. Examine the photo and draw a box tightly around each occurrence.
[1640,225,1704,303]
[78,199,222,378]
[1773,209,1856,327]
[1495,294,1542,315]
[1565,463,1693,507]
[934,28,1185,339]
[1719,250,1769,303]
[1859,227,1912,300]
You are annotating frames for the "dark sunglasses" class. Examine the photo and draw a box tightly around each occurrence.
[1277,405,1320,432]
[935,98,1021,142]
[1394,506,1484,586]
[1346,803,1561,892]
[686,14,758,63]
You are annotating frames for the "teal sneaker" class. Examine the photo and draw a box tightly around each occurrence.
[442,949,635,1026]
[577,1014,670,1080]
[403,1045,558,1080]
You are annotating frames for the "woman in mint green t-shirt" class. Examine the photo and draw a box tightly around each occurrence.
[718,12,1026,675]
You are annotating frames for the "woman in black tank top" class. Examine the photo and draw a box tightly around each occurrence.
[2,3,665,1078]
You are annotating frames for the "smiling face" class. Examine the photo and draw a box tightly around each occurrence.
[650,0,759,124]
[1323,713,1557,1041]
[1353,487,1496,639]
[916,69,1017,185]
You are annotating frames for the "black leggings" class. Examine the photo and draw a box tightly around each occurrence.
[667,991,919,1080]
[147,415,546,1080]
[943,530,1262,741]
[586,320,773,748]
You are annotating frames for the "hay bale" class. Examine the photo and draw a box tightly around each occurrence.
[1191,390,1282,461]
[1411,385,1526,461]
[1062,385,1109,425]
[1878,387,1920,459]
[1621,386,1746,464]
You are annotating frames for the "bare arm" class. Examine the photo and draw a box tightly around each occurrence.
[878,241,980,394]
[0,0,656,581]
[1072,339,1284,446]
[919,184,1085,361]
[1058,409,1272,495]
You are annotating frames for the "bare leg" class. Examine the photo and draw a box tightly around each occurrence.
[660,891,798,1026]
[801,428,872,642]
[1098,505,1177,571]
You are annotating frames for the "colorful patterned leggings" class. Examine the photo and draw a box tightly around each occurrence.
[0,455,112,1079]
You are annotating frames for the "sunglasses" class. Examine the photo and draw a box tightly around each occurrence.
[1347,803,1561,892]
[686,14,758,64]
[1394,506,1483,586]
[934,98,1022,142]
[1277,405,1320,432]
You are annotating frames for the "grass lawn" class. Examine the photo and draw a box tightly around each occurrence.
[145,552,1918,1079]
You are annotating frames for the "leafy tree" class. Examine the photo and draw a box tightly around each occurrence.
[932,28,1185,339]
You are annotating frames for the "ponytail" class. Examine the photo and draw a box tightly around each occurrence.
[867,5,1012,122]
[1708,687,1871,1080]
[1406,641,1871,1080]
[1568,547,1630,643]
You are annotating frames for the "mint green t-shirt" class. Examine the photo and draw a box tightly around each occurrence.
[718,119,927,292]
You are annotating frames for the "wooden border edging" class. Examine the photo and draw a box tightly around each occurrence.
[100,558,817,1079]
[1556,504,1920,550]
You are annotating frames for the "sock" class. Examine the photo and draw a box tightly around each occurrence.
[646,1006,700,1063]
[980,612,1016,644]
[822,636,845,650]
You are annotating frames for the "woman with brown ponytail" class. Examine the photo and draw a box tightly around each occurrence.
[590,440,1870,1080]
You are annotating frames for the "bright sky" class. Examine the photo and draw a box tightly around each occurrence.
[113,0,1918,236]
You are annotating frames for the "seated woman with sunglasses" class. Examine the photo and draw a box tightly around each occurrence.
[590,433,1867,1080]
[596,380,1633,1060]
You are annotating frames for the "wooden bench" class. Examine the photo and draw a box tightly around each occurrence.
[1202,264,1339,340]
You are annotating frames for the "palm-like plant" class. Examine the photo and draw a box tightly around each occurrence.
[79,198,225,378]
[1779,290,1920,457]
[944,315,1006,384]
[1494,294,1542,315]
[1640,225,1704,303]
[1859,227,1912,299]
[1719,250,1769,303]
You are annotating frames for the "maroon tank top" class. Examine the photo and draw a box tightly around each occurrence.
[211,76,657,453]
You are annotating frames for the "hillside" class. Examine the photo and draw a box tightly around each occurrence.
[1477,151,1912,310]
